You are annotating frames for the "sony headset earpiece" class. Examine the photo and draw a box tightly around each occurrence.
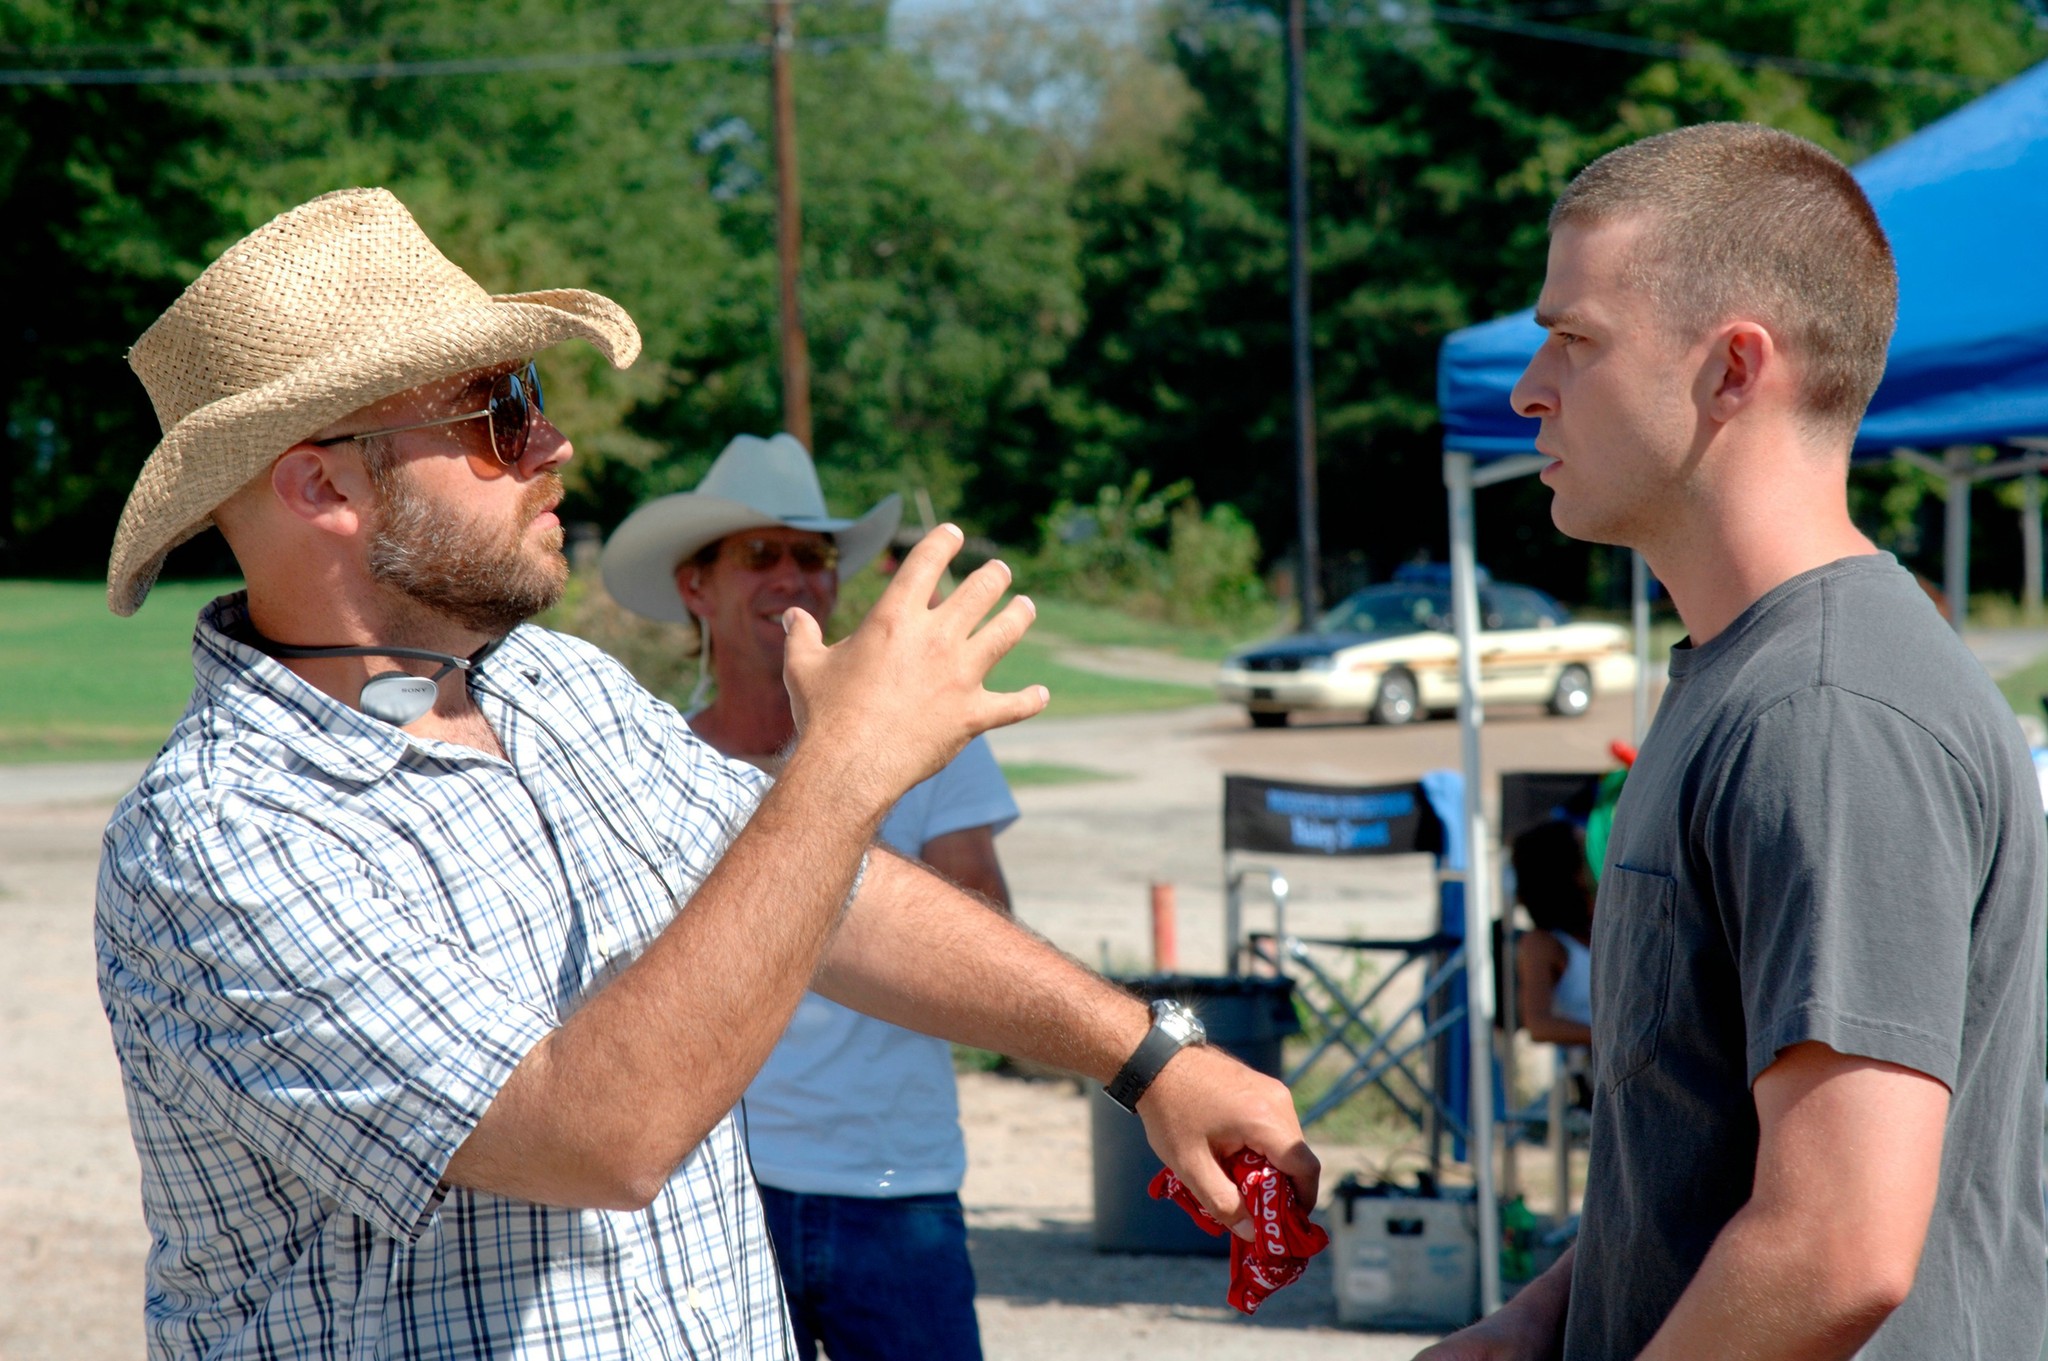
[244,632,489,727]
[356,670,447,726]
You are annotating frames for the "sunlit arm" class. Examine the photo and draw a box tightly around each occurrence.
[816,850,1320,1236]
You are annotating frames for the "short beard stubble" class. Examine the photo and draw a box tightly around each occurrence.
[363,449,568,637]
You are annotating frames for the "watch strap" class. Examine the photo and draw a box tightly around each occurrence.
[1106,1016,1191,1114]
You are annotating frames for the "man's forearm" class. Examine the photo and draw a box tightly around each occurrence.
[1635,1200,1903,1360]
[815,850,1321,1234]
[449,528,1048,1208]
[444,748,884,1208]
[814,847,1143,1080]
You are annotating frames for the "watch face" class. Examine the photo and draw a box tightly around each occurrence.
[1154,1000,1205,1045]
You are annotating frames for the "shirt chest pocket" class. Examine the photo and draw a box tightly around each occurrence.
[1594,865,1678,1089]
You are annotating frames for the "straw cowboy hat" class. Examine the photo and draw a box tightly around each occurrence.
[108,186,641,615]
[600,434,902,634]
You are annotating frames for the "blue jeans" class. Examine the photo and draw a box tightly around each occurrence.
[758,1187,984,1361]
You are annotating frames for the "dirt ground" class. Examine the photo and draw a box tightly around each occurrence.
[0,689,1639,1360]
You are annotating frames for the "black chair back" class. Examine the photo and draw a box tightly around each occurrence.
[1223,775,1444,859]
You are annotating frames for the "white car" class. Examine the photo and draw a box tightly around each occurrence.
[1216,577,1637,728]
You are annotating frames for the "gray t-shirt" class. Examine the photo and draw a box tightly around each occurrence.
[1566,554,2046,1358]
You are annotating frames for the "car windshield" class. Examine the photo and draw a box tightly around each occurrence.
[1316,587,1447,636]
[1484,585,1569,630]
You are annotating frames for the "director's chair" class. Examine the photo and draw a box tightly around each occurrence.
[1224,773,1472,1171]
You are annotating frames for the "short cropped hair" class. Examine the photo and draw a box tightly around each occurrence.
[1551,123,1897,440]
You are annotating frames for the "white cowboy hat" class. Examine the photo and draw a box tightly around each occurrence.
[600,433,903,628]
[108,187,641,616]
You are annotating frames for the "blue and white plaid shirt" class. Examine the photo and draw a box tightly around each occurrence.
[97,594,798,1359]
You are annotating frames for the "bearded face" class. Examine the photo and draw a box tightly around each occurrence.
[363,451,568,636]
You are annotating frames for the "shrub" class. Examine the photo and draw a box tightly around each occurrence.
[1028,472,1271,628]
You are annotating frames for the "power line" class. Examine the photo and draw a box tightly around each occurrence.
[0,2,2003,93]
[911,0,2003,93]
[1415,5,1998,91]
[0,32,882,88]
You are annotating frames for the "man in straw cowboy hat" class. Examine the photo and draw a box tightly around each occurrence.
[95,189,1316,1359]
[604,434,1016,1360]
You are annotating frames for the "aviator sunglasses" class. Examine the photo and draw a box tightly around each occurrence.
[726,535,840,574]
[312,361,544,468]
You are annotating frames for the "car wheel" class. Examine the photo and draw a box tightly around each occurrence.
[1249,709,1289,729]
[1370,670,1420,726]
[1548,664,1593,718]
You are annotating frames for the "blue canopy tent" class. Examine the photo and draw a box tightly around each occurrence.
[1434,58,2048,1316]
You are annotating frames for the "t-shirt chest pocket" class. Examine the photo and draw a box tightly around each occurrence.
[1594,865,1678,1089]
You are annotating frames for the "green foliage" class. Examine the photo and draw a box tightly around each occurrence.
[1018,0,2048,601]
[1028,472,1273,628]
[535,569,702,714]
[998,761,1122,787]
[1167,498,1270,627]
[950,1043,1006,1074]
[1030,595,1279,661]
[1997,653,2048,720]
[1031,472,1185,601]
[8,0,2047,616]
[2,0,1081,578]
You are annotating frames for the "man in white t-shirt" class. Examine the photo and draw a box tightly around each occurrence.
[603,433,1016,1359]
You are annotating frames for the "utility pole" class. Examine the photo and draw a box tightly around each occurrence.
[769,0,813,449]
[1284,0,1321,627]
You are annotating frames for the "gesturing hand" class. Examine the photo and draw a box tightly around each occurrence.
[782,524,1047,816]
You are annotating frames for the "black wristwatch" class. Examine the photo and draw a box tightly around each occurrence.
[1104,999,1208,1114]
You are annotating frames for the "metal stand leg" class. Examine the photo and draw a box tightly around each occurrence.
[1550,1057,1571,1221]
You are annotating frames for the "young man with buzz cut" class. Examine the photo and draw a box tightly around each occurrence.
[1419,124,2045,1360]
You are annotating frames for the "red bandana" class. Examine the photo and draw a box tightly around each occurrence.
[1148,1150,1330,1314]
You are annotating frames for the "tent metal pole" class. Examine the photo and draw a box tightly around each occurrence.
[1632,550,1651,744]
[1445,450,1503,1316]
[1945,446,1972,633]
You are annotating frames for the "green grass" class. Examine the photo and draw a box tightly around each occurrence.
[0,578,1214,765]
[0,579,240,763]
[998,761,1123,787]
[1028,596,1286,662]
[950,1043,1006,1074]
[1997,652,2048,720]
[985,635,1212,717]
[1285,1041,1417,1146]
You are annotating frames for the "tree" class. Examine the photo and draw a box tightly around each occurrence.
[1,0,1085,578]
[0,0,239,578]
[1023,0,2047,599]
